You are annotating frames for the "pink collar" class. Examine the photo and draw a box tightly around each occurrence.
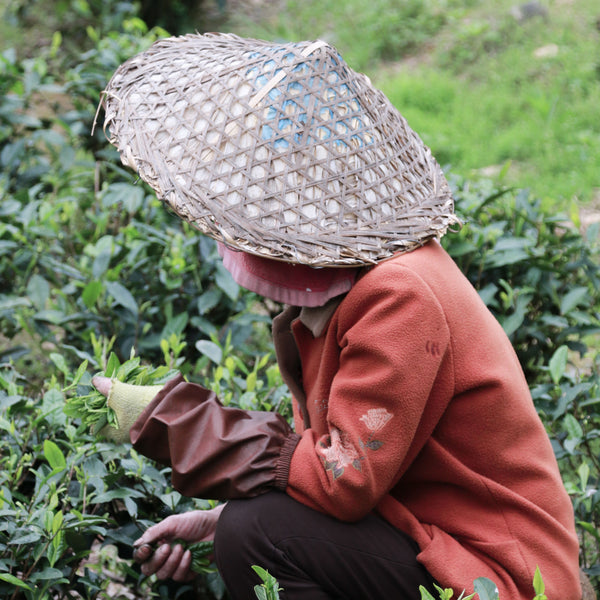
[218,243,358,307]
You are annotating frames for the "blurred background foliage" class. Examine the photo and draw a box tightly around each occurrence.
[0,0,599,598]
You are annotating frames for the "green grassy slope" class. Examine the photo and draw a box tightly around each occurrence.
[225,0,600,209]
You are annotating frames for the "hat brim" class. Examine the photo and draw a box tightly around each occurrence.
[99,33,459,266]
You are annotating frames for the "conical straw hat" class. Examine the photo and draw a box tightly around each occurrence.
[99,32,459,266]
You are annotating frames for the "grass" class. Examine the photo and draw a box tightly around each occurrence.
[224,0,600,210]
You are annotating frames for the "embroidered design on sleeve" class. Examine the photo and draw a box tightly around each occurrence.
[359,408,393,431]
[359,408,393,451]
[319,428,361,480]
[318,408,394,480]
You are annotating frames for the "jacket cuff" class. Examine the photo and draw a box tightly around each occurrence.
[274,433,302,491]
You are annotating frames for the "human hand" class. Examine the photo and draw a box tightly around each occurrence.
[133,505,225,581]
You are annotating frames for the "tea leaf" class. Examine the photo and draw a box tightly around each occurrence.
[50,353,69,378]
[560,287,589,315]
[563,413,583,441]
[549,345,568,385]
[533,566,545,597]
[106,281,139,316]
[473,577,499,600]
[82,280,103,309]
[44,439,66,470]
[64,354,178,434]
[419,586,436,600]
[0,573,32,590]
[196,340,223,365]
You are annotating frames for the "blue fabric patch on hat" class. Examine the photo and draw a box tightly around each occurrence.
[246,45,372,154]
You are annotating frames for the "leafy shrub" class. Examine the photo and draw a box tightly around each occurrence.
[4,0,226,60]
[420,567,548,600]
[443,175,600,383]
[0,339,279,599]
[0,23,260,386]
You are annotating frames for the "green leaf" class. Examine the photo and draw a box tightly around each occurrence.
[71,359,89,388]
[30,567,69,585]
[52,510,64,534]
[44,439,66,470]
[548,345,568,384]
[559,286,589,315]
[10,531,42,545]
[246,370,257,392]
[162,313,189,338]
[419,586,436,600]
[102,182,145,213]
[50,352,69,377]
[578,521,600,541]
[105,352,120,377]
[196,340,223,365]
[533,566,545,596]
[48,530,65,567]
[82,280,103,309]
[106,281,138,316]
[563,413,583,441]
[34,309,67,324]
[578,462,590,490]
[215,262,240,301]
[433,584,454,600]
[27,274,50,311]
[91,236,115,279]
[473,577,499,600]
[0,573,32,590]
[254,587,268,600]
[252,566,282,600]
[197,289,221,314]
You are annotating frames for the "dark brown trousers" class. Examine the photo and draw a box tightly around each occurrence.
[214,491,437,599]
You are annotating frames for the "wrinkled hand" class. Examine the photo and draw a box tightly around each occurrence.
[133,505,225,581]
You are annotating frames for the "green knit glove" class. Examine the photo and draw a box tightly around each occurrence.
[100,380,164,444]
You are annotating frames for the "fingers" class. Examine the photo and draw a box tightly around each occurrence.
[132,508,226,582]
[139,543,194,582]
[132,543,153,564]
[92,375,112,397]
[134,514,185,548]
[171,548,194,581]
[134,509,219,548]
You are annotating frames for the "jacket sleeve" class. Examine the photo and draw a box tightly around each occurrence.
[129,375,301,500]
[285,263,452,521]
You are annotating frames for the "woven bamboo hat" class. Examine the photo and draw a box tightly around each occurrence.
[99,32,459,266]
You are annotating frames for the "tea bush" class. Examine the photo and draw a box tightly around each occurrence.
[0,2,599,598]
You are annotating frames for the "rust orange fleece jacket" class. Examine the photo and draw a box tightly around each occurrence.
[280,240,580,600]
[130,240,581,598]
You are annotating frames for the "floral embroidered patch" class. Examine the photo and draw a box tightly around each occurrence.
[319,408,393,479]
[359,407,393,451]
[319,428,361,479]
[359,408,393,431]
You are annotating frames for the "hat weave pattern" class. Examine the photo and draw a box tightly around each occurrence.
[100,32,458,266]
